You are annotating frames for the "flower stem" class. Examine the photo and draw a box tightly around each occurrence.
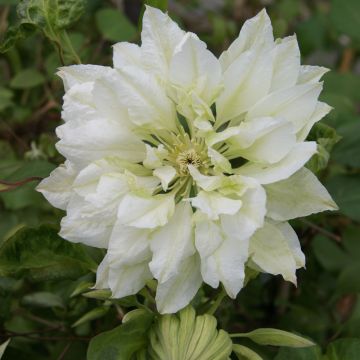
[206,288,226,315]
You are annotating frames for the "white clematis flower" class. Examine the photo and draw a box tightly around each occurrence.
[37,6,337,314]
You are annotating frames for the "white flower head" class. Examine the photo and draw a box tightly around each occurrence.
[37,6,337,314]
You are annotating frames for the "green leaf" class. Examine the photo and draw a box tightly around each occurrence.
[22,291,65,308]
[95,8,137,42]
[326,174,360,221]
[306,123,341,173]
[143,0,168,11]
[10,68,46,89]
[0,225,97,281]
[312,236,348,272]
[0,87,14,112]
[87,309,154,360]
[233,344,263,360]
[72,306,109,327]
[232,328,315,348]
[0,339,10,359]
[17,0,86,32]
[330,0,360,41]
[70,281,94,297]
[82,289,112,300]
[275,346,322,360]
[1,0,85,53]
[326,338,360,359]
[332,122,360,167]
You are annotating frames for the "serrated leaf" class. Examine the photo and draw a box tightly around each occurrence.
[95,8,137,42]
[0,23,36,53]
[72,306,109,327]
[0,225,97,281]
[233,328,315,348]
[233,344,263,360]
[17,0,86,32]
[87,309,154,360]
[10,68,46,89]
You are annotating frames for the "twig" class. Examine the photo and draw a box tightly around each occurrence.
[0,177,43,192]
[57,342,72,360]
[300,219,341,242]
[339,48,354,73]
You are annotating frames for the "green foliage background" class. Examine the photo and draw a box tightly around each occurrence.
[0,0,360,359]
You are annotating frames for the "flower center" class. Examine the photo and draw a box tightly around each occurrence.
[176,149,202,175]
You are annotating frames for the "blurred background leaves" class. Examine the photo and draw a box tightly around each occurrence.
[1,0,360,359]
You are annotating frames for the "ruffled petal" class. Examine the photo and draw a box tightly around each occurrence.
[117,193,175,229]
[36,160,77,210]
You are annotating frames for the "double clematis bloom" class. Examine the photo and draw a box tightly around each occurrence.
[37,6,337,313]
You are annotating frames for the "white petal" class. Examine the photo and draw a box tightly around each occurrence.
[62,82,97,125]
[208,147,232,174]
[297,65,329,84]
[195,182,266,296]
[155,254,202,314]
[169,33,222,106]
[226,117,296,164]
[117,193,175,229]
[107,223,152,298]
[110,262,152,298]
[57,65,112,91]
[246,83,322,132]
[219,9,274,71]
[266,167,338,221]
[94,254,110,289]
[270,36,300,92]
[113,42,142,69]
[217,46,275,122]
[149,202,195,283]
[196,214,250,297]
[188,165,223,191]
[235,142,317,184]
[36,161,77,210]
[297,102,332,141]
[190,191,242,220]
[276,222,305,268]
[153,166,176,191]
[143,144,168,169]
[141,5,185,81]
[250,221,301,284]
[60,194,115,248]
[115,66,177,131]
[56,118,145,168]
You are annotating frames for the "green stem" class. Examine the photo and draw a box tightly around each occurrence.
[60,30,81,64]
[206,288,226,316]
